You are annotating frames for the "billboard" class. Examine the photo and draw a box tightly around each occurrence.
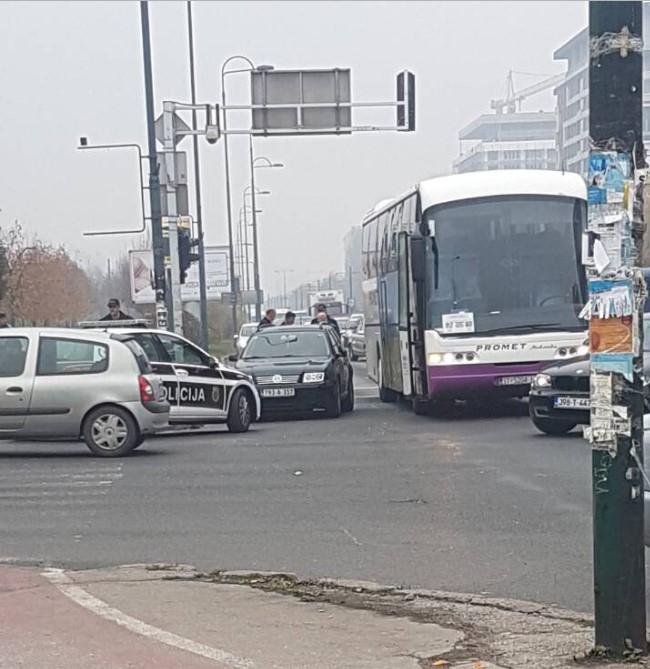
[129,246,230,304]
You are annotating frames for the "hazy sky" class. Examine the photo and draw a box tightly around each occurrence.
[0,0,586,298]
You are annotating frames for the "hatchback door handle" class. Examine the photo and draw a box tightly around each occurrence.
[6,387,23,394]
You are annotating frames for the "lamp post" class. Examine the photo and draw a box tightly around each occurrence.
[250,155,283,321]
[275,268,294,307]
[220,56,273,337]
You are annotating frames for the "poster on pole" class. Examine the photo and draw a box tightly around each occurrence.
[129,246,230,304]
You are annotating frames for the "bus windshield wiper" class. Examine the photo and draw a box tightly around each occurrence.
[477,322,569,335]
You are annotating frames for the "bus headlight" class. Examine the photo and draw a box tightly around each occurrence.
[533,373,552,388]
[427,352,457,365]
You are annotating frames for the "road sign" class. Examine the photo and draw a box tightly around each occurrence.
[154,113,191,146]
[250,69,351,135]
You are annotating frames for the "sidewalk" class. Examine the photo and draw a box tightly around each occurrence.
[2,562,649,668]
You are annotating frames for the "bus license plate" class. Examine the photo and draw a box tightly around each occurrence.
[495,375,535,386]
[554,396,590,410]
[261,388,296,398]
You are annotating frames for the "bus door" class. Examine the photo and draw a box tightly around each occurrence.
[398,233,413,396]
[378,275,402,393]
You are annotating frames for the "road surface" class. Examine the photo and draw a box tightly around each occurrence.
[0,362,602,612]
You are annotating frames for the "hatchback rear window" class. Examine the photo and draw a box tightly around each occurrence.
[123,339,153,374]
[37,338,109,376]
[0,337,29,377]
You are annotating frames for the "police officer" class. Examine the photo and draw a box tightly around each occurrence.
[100,298,133,321]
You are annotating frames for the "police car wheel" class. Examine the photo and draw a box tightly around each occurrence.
[83,406,138,457]
[227,388,252,433]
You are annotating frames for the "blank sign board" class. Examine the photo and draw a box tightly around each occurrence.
[250,69,352,135]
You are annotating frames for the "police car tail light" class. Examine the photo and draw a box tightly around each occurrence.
[139,376,155,403]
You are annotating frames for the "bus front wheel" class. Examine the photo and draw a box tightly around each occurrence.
[378,359,398,403]
[412,397,431,416]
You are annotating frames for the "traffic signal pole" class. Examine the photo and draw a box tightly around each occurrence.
[139,1,168,328]
[588,1,646,655]
[162,102,184,335]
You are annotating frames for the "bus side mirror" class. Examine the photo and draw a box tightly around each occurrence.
[410,237,426,283]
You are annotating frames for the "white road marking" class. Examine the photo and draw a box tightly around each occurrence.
[42,568,255,669]
[340,527,363,547]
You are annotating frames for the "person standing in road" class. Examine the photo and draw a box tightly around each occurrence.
[100,298,133,322]
[0,313,10,328]
[258,308,276,330]
[311,303,340,335]
[281,311,296,326]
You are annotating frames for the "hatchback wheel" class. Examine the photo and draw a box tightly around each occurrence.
[83,406,138,457]
[227,388,252,433]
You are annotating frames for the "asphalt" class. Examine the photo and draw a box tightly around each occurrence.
[0,362,604,613]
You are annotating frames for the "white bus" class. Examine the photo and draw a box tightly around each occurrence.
[361,170,588,413]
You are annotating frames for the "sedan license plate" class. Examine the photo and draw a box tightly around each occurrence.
[553,396,590,410]
[495,375,535,386]
[261,388,296,398]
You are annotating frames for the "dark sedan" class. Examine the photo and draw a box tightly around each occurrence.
[529,314,650,435]
[235,325,354,418]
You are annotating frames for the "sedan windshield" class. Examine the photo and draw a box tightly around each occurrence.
[243,330,330,359]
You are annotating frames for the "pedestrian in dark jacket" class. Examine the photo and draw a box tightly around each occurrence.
[281,311,296,326]
[311,304,340,335]
[258,308,276,329]
[100,298,133,321]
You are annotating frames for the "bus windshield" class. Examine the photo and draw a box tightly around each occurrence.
[423,195,586,336]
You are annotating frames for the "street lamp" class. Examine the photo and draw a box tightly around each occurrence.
[221,56,273,335]
[275,268,294,308]
[253,156,284,169]
[249,156,283,322]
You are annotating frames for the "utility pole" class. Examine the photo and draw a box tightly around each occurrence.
[139,1,167,328]
[186,1,209,349]
[587,0,646,656]
[162,102,184,334]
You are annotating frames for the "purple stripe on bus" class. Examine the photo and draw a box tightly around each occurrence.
[427,362,545,395]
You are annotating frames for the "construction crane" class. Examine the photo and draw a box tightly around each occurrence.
[490,70,564,114]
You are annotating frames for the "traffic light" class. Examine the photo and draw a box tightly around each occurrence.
[178,229,200,284]
[396,70,415,132]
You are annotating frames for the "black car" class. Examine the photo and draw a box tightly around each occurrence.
[235,325,354,418]
[529,314,650,435]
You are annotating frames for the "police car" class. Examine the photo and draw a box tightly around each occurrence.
[81,322,260,432]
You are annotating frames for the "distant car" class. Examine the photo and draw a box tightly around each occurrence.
[529,314,650,435]
[235,323,257,354]
[348,314,366,361]
[93,327,261,433]
[342,313,364,357]
[0,328,169,457]
[235,325,354,418]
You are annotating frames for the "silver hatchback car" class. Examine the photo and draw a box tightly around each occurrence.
[0,329,169,457]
